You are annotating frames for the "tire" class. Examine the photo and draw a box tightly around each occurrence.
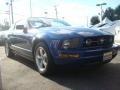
[34,42,55,75]
[5,41,14,58]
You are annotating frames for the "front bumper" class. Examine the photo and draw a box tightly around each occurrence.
[53,44,118,65]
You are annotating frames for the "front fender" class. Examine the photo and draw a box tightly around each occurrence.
[32,34,59,60]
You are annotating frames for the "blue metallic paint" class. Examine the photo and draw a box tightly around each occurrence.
[30,27,117,65]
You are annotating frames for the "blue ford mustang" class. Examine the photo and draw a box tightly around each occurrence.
[5,17,118,75]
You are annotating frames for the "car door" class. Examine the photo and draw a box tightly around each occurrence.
[19,20,38,58]
[11,20,32,57]
[14,20,38,59]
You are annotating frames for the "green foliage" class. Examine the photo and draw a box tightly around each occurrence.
[0,21,10,31]
[102,7,115,21]
[115,5,120,20]
[90,16,100,25]
[91,4,120,25]
[102,5,120,21]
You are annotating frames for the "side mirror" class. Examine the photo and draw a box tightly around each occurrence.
[23,27,28,33]
[16,25,24,30]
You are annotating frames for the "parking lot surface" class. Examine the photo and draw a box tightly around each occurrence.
[0,46,120,90]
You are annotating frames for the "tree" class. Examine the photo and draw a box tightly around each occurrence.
[90,16,100,25]
[3,20,10,30]
[102,7,115,21]
[0,20,10,31]
[115,5,120,20]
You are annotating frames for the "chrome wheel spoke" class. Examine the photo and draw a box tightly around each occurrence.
[42,59,47,68]
[36,55,42,60]
[39,48,44,56]
[40,60,44,68]
[43,53,47,58]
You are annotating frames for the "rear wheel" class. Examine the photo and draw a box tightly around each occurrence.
[34,42,55,75]
[5,41,14,57]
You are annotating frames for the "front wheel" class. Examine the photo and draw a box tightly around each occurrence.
[5,41,14,57]
[34,42,55,75]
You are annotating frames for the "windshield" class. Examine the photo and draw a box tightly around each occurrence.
[28,18,70,29]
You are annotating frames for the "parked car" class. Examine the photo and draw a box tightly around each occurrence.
[0,30,8,45]
[90,22,115,34]
[5,17,118,75]
[91,20,120,46]
[114,28,120,46]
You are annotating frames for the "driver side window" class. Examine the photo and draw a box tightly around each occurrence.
[28,20,50,29]
[15,20,26,30]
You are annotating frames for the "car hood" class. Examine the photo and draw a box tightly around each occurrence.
[40,26,113,38]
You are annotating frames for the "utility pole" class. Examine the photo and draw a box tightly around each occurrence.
[54,5,58,19]
[10,0,14,24]
[86,16,88,27]
[30,0,32,17]
[6,0,14,25]
[5,2,11,25]
[96,3,107,22]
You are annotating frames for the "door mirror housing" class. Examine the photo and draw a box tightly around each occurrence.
[23,27,28,33]
[16,25,24,30]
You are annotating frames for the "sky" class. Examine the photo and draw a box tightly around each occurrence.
[0,0,120,26]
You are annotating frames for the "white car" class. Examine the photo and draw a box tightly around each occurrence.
[91,20,120,46]
[0,30,8,45]
[114,30,120,46]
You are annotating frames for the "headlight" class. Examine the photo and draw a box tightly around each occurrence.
[62,40,70,49]
[62,38,80,49]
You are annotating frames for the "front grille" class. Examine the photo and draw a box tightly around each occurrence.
[83,36,114,48]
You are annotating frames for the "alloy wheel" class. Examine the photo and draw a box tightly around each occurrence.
[35,47,48,72]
